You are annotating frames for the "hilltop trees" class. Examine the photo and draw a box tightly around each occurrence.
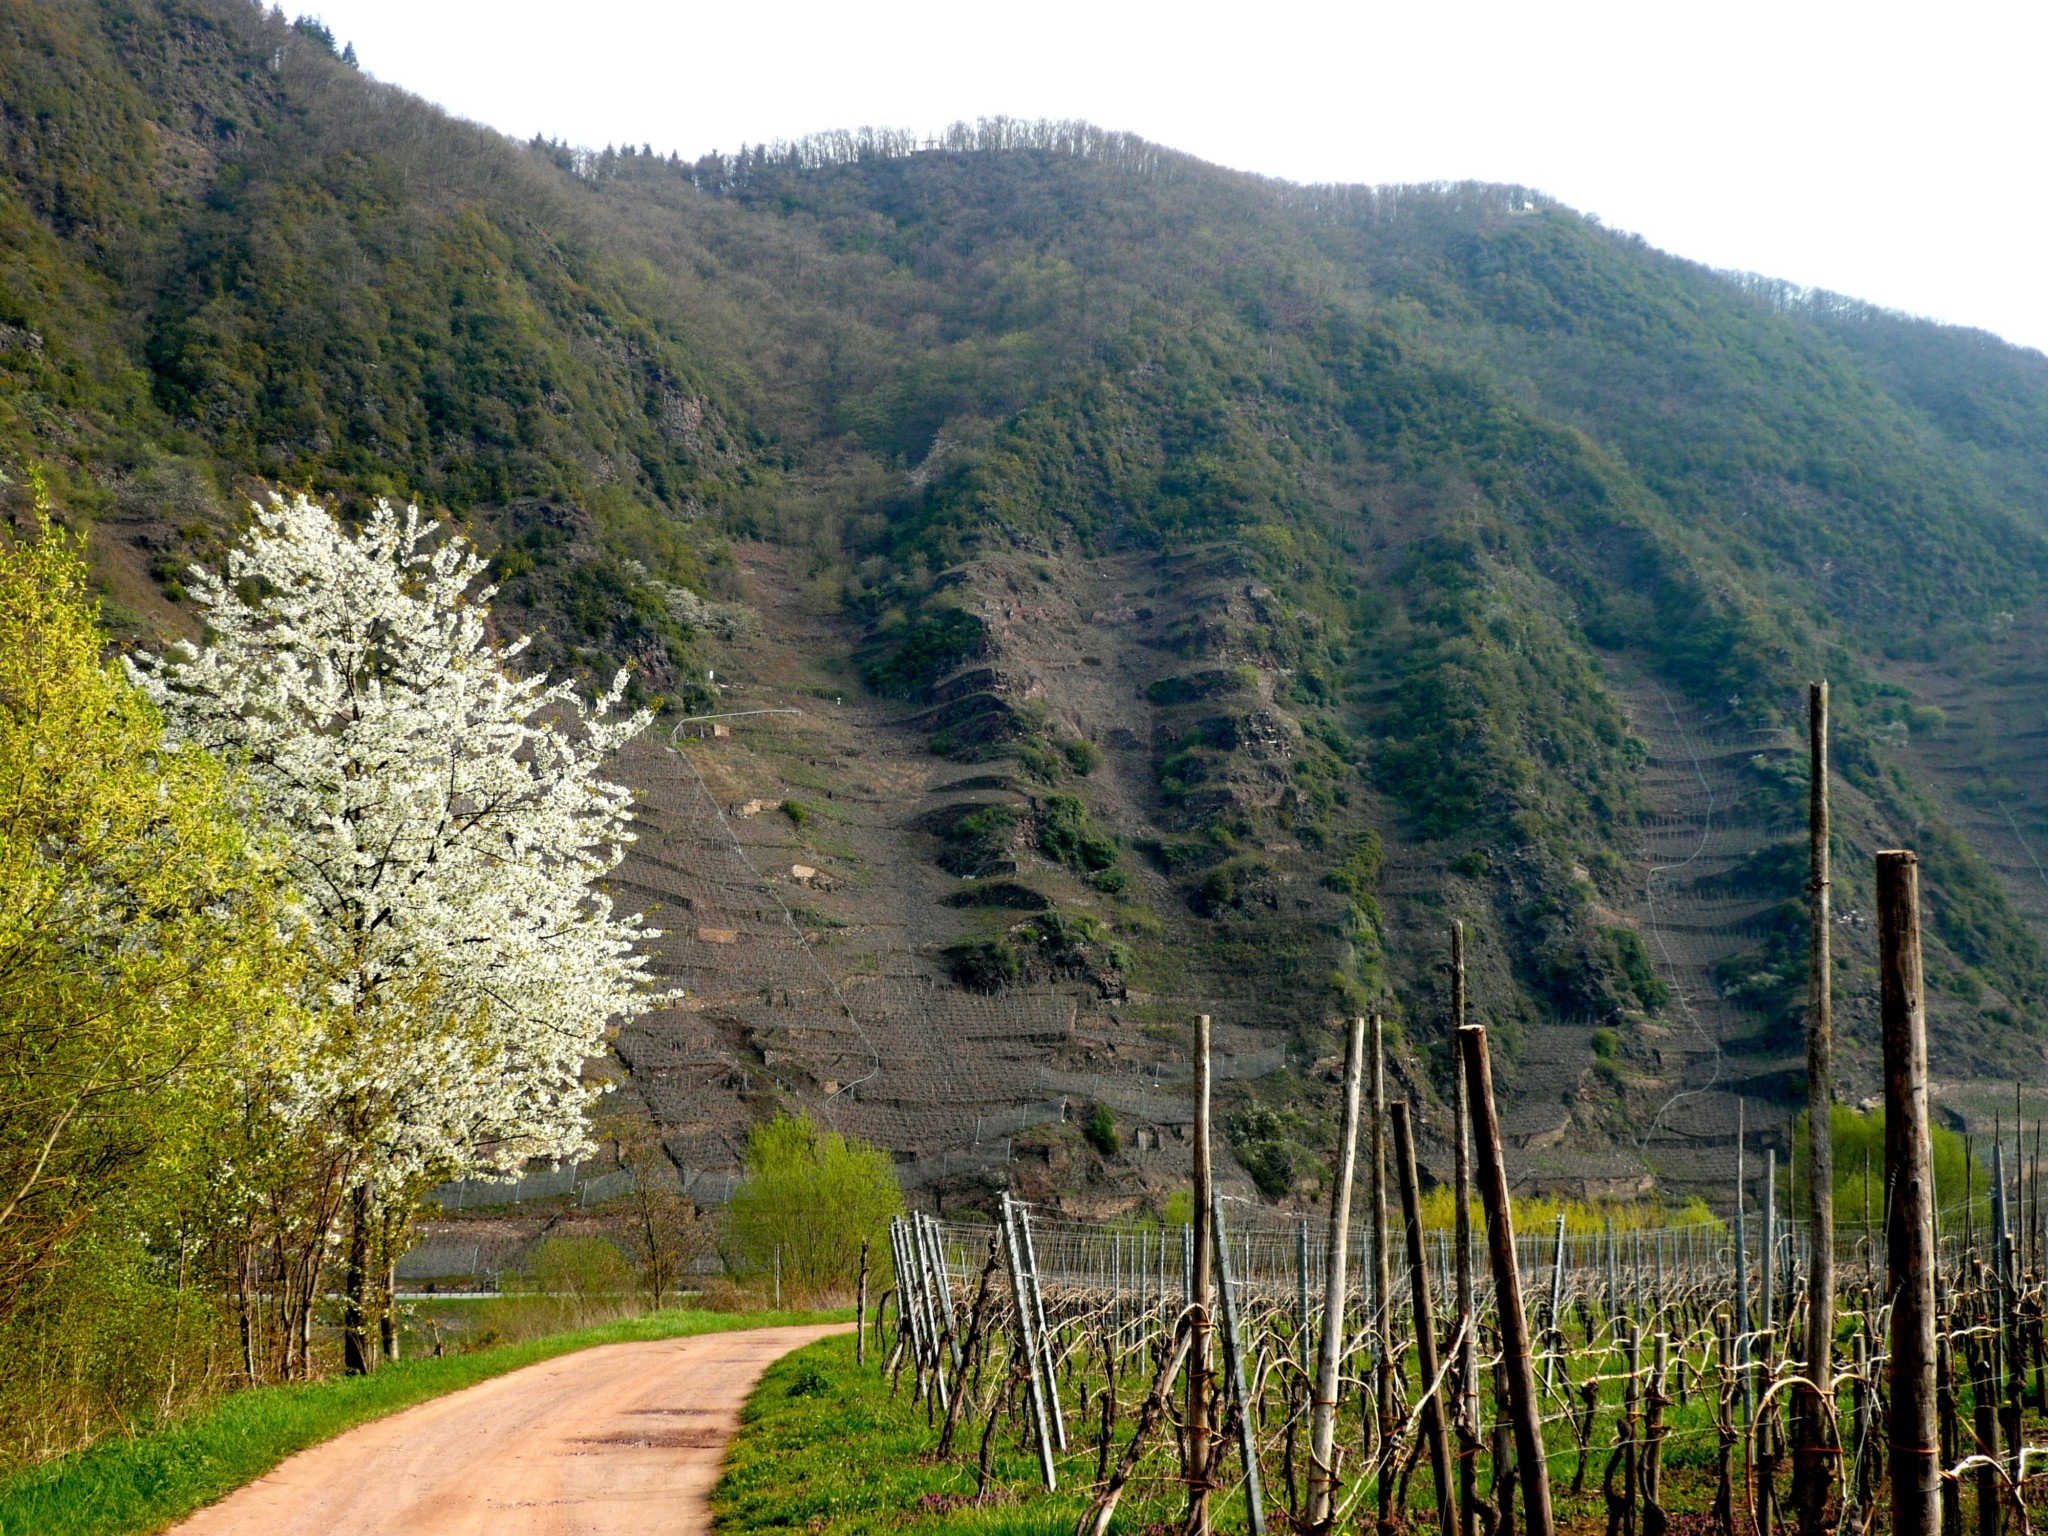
[132,494,668,1372]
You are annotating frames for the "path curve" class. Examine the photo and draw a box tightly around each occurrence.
[170,1323,849,1536]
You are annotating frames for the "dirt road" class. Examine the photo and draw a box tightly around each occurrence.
[169,1323,848,1536]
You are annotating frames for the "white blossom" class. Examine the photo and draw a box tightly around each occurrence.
[130,494,668,1192]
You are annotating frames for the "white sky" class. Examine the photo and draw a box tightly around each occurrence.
[311,0,2048,355]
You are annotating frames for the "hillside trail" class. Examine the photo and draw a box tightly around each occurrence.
[167,1323,848,1536]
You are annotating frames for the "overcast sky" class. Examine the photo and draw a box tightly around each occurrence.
[309,0,2048,355]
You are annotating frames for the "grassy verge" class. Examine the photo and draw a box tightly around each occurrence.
[716,1333,1102,1536]
[0,1306,846,1536]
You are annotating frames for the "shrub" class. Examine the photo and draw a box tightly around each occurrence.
[524,1236,636,1324]
[1602,926,1669,1010]
[1036,795,1118,873]
[725,1115,901,1300]
[1063,739,1101,776]
[861,608,984,697]
[945,938,1020,993]
[1083,1104,1119,1156]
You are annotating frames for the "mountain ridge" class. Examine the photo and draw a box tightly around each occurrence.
[7,0,2048,1208]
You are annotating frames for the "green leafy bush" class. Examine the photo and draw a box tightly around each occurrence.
[1083,1104,1119,1156]
[724,1116,901,1300]
[860,610,985,698]
[1035,795,1119,873]
[944,939,1021,993]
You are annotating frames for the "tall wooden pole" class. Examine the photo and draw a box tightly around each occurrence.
[1452,923,1480,1536]
[1371,1008,1395,1536]
[1394,1099,1458,1536]
[1308,1014,1367,1527]
[1186,1013,1215,1535]
[1879,850,1940,1536]
[1459,1023,1555,1536]
[1797,677,1838,1536]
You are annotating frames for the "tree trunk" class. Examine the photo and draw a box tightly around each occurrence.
[342,1179,374,1376]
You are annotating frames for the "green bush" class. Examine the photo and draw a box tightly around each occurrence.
[1602,927,1669,1011]
[943,938,1020,992]
[724,1115,901,1301]
[1036,795,1118,873]
[861,609,985,698]
[1083,1104,1119,1156]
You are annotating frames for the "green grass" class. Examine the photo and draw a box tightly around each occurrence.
[714,1333,1092,1536]
[719,1324,2041,1536]
[0,1306,846,1536]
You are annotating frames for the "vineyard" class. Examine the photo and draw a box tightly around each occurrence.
[853,725,2022,1536]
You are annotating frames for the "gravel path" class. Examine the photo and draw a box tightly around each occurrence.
[168,1323,849,1536]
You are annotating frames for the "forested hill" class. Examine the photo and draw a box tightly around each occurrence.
[9,0,2048,1191]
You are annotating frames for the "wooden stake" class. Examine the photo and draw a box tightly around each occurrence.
[1017,1204,1066,1451]
[857,1238,870,1367]
[1799,677,1837,1536]
[1394,1099,1458,1536]
[1545,1212,1568,1395]
[1211,1192,1267,1536]
[1452,924,1481,1536]
[1879,850,1939,1536]
[1000,1194,1058,1491]
[1459,1023,1554,1536]
[1187,1013,1215,1535]
[1308,1014,1367,1528]
[1371,1008,1396,1536]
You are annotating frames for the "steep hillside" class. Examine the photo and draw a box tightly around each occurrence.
[6,0,2048,1208]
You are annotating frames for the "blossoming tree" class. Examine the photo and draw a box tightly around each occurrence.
[132,494,666,1370]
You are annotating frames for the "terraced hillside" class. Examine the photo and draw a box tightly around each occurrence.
[9,0,2048,1213]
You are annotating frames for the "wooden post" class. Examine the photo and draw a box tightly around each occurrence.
[1734,1102,1751,1430]
[1453,925,1482,1536]
[1798,676,1837,1536]
[1879,849,1940,1536]
[857,1238,870,1367]
[1018,1204,1066,1451]
[892,1219,931,1390]
[1394,1100,1459,1536]
[1000,1194,1057,1491]
[1459,1023,1554,1536]
[1802,677,1835,1425]
[1545,1212,1567,1394]
[1761,1148,1778,1536]
[1211,1193,1267,1536]
[1371,1008,1395,1536]
[1298,1218,1313,1377]
[1187,1013,1215,1534]
[919,1213,964,1376]
[1308,1013,1367,1527]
